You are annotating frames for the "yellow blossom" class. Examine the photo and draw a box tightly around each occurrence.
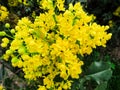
[56,0,65,11]
[113,6,120,17]
[0,5,9,21]
[1,38,9,48]
[0,85,5,90]
[38,86,47,90]
[8,0,19,6]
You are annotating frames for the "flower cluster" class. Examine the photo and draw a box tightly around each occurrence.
[1,37,9,48]
[39,0,65,11]
[0,5,9,22]
[0,0,112,90]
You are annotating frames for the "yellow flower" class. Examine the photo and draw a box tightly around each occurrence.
[56,0,65,11]
[40,0,54,10]
[63,81,72,90]
[2,38,9,43]
[3,54,9,61]
[38,86,47,90]
[68,62,83,79]
[0,6,9,21]
[59,80,72,90]
[1,38,9,48]
[108,20,113,27]
[8,0,19,6]
[10,39,22,50]
[113,6,120,17]
[18,0,29,5]
[60,71,68,80]
[43,77,54,89]
[0,85,5,90]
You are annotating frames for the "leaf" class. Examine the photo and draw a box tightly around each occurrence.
[78,78,88,90]
[87,61,110,74]
[86,61,112,84]
[87,69,112,84]
[107,61,115,70]
[95,82,107,90]
[78,0,87,2]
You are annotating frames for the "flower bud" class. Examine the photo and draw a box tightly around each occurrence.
[6,50,12,55]
[5,23,10,28]
[10,29,15,34]
[0,31,6,36]
[11,57,18,63]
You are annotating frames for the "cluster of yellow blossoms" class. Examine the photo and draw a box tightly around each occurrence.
[0,5,9,22]
[39,0,65,11]
[1,0,112,90]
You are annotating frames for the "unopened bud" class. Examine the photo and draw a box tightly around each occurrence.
[0,31,6,36]
[5,23,10,28]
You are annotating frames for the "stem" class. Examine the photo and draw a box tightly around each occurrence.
[5,34,14,39]
[0,60,24,79]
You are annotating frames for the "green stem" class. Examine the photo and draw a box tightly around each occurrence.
[5,34,14,39]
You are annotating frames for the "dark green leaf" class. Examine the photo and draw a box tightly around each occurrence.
[87,61,111,74]
[95,82,107,90]
[87,69,112,84]
[86,61,112,84]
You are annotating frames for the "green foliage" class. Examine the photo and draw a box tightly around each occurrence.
[86,1,120,90]
[87,61,112,85]
[107,63,120,90]
[77,61,112,90]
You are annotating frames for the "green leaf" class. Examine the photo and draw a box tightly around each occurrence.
[78,0,87,2]
[107,61,115,70]
[78,78,88,90]
[87,69,112,84]
[87,61,111,74]
[95,82,107,90]
[86,61,112,84]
